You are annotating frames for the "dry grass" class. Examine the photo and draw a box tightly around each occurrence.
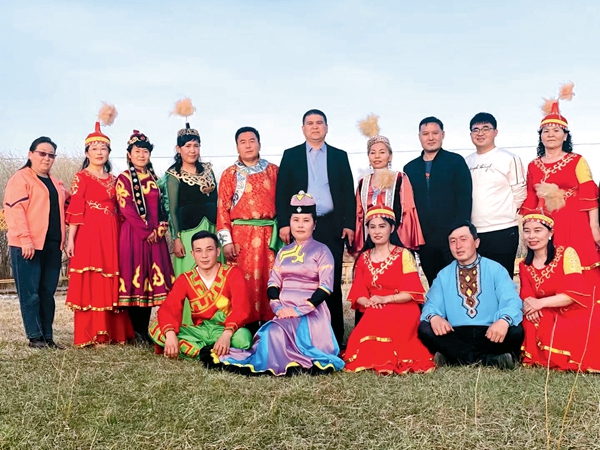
[1,296,600,450]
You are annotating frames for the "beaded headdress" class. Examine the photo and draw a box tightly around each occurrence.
[365,205,395,223]
[523,211,554,230]
[357,113,392,152]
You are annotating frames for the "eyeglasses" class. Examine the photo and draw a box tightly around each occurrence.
[33,151,56,159]
[470,126,494,135]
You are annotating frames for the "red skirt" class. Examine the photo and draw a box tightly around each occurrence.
[344,302,435,374]
[522,305,600,372]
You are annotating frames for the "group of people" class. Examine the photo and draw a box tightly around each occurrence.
[5,82,600,374]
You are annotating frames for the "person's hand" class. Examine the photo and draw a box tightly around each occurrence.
[342,228,355,246]
[525,311,543,324]
[591,225,600,247]
[65,239,75,258]
[213,329,233,356]
[223,243,237,262]
[276,307,299,318]
[173,238,186,258]
[366,295,388,309]
[279,226,291,245]
[486,319,509,343]
[430,315,453,336]
[522,297,543,315]
[164,331,179,359]
[146,229,158,244]
[21,243,36,260]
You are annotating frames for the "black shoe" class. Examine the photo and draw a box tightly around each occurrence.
[46,339,65,350]
[486,353,515,370]
[433,352,447,367]
[28,337,48,349]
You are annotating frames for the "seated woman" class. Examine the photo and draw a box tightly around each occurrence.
[344,205,434,374]
[520,212,600,371]
[215,191,345,375]
[149,231,252,360]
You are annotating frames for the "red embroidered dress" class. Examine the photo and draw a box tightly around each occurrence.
[520,153,600,275]
[344,247,435,374]
[519,246,600,371]
[66,170,133,346]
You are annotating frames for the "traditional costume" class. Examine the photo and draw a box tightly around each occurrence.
[216,192,345,375]
[217,158,281,324]
[159,98,219,325]
[419,255,524,365]
[65,104,134,347]
[353,115,424,253]
[519,212,600,371]
[520,83,600,283]
[116,130,174,339]
[149,263,252,359]
[344,206,434,374]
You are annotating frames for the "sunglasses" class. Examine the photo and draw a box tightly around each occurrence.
[32,150,56,159]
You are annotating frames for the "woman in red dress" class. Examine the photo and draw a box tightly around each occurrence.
[519,212,600,371]
[520,83,600,287]
[344,205,434,375]
[65,105,134,347]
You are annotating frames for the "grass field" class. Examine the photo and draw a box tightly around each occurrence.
[1,295,600,449]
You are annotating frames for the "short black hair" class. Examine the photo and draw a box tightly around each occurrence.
[448,220,478,240]
[302,109,327,125]
[469,112,497,130]
[190,230,219,248]
[418,116,444,132]
[23,136,57,168]
[235,126,261,144]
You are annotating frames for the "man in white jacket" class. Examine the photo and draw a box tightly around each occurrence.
[465,112,526,278]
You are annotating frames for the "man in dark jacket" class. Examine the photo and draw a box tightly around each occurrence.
[276,109,355,346]
[404,116,472,286]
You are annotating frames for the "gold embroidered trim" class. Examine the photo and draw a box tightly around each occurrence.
[87,200,116,216]
[534,153,576,182]
[359,335,393,343]
[166,163,215,195]
[526,246,564,292]
[365,246,401,288]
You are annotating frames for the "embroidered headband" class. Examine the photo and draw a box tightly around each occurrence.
[523,213,554,230]
[365,205,395,223]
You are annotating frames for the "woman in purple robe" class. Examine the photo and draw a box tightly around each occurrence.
[116,130,174,342]
[215,191,344,375]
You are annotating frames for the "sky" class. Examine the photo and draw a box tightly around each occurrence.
[1,0,600,179]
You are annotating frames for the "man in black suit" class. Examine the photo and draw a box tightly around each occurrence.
[276,109,355,346]
[404,116,473,286]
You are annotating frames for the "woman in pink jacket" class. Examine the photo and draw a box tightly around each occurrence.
[4,137,69,349]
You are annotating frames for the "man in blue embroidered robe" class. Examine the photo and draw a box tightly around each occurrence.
[418,221,524,369]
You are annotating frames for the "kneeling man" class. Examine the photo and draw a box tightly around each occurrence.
[418,221,524,369]
[149,231,252,359]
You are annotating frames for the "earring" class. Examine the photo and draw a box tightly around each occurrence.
[388,162,392,170]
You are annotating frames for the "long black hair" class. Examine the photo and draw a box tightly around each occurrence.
[170,134,204,174]
[82,143,112,172]
[536,129,573,157]
[22,136,57,169]
[523,223,556,266]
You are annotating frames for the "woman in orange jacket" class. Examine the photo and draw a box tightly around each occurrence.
[4,136,69,348]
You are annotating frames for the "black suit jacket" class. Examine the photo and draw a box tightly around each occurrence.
[276,142,356,231]
[403,149,472,244]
